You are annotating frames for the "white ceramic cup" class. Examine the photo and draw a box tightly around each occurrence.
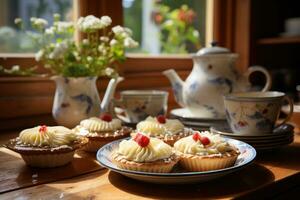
[224,91,293,135]
[114,90,168,123]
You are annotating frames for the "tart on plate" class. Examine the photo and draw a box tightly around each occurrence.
[73,113,132,152]
[4,125,87,168]
[135,115,193,146]
[174,131,240,172]
[111,132,179,173]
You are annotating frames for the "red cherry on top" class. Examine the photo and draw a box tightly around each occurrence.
[156,115,166,124]
[100,113,112,122]
[200,136,210,145]
[134,133,150,147]
[39,125,47,133]
[192,132,201,141]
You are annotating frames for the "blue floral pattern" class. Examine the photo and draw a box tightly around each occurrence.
[208,77,233,93]
[72,94,93,114]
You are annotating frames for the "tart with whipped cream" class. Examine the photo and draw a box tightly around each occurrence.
[174,131,240,171]
[4,125,87,168]
[112,132,179,173]
[135,115,192,146]
[74,113,132,152]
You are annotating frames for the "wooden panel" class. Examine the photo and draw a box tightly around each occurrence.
[0,115,56,131]
[213,0,252,72]
[0,96,53,119]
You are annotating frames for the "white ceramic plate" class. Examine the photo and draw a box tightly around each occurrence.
[170,108,226,121]
[96,138,256,184]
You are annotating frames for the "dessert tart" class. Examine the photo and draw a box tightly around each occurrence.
[74,113,132,152]
[112,132,179,173]
[4,125,87,168]
[174,131,240,172]
[135,115,192,146]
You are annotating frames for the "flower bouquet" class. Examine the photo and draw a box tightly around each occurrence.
[0,14,138,127]
[1,14,138,77]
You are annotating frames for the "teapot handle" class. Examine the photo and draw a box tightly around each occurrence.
[246,66,272,92]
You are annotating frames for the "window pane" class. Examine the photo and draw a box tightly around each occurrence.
[0,0,73,53]
[123,0,207,54]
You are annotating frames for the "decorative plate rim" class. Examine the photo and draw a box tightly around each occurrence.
[96,137,256,177]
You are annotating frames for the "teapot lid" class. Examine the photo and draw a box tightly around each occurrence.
[196,41,230,55]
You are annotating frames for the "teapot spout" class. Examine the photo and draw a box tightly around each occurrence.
[101,77,124,113]
[163,69,185,107]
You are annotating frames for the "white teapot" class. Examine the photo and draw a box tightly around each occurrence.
[163,42,272,118]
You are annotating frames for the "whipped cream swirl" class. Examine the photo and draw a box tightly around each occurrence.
[79,117,122,132]
[174,131,235,156]
[136,116,184,136]
[18,126,77,147]
[117,137,173,162]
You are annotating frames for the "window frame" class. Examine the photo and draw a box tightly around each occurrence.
[0,0,215,75]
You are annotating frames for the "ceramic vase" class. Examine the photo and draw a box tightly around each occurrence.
[52,76,100,128]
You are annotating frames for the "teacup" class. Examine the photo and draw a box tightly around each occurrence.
[224,91,293,135]
[114,90,168,123]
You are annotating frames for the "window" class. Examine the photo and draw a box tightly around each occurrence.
[123,0,213,54]
[0,0,73,53]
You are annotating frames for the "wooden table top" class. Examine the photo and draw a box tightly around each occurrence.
[0,130,299,199]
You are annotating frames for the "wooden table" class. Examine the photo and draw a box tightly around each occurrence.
[0,130,299,199]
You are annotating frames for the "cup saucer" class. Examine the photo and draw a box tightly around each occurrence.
[170,108,226,121]
[210,123,294,151]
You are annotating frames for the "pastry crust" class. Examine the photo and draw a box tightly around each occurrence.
[4,137,88,154]
[4,137,88,168]
[81,126,132,152]
[111,152,179,173]
[177,148,240,172]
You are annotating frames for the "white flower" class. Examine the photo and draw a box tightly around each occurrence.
[164,20,173,27]
[30,17,37,23]
[112,25,124,35]
[82,39,89,45]
[55,21,73,33]
[35,50,44,61]
[77,15,103,32]
[45,27,55,35]
[193,30,199,37]
[100,36,109,42]
[32,18,48,29]
[100,16,112,27]
[11,65,20,72]
[87,56,93,62]
[49,42,68,59]
[14,18,22,25]
[110,39,118,46]
[53,13,61,21]
[121,32,130,38]
[105,67,114,76]
[124,37,138,48]
[98,44,105,52]
[73,51,81,61]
